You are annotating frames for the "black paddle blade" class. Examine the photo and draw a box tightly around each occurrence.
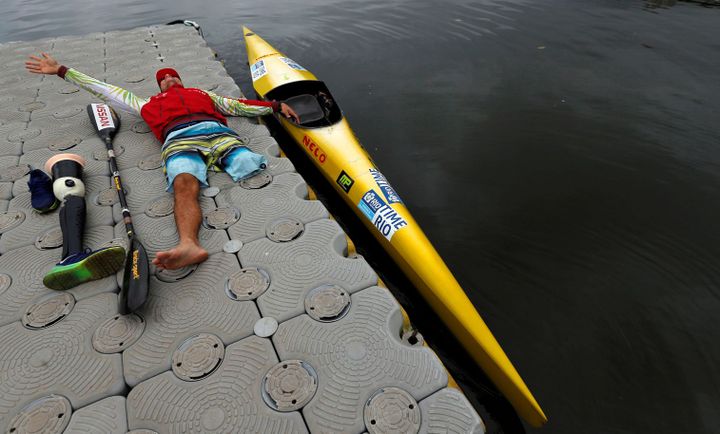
[119,237,149,314]
[86,103,120,142]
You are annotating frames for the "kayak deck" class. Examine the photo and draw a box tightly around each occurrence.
[0,25,485,433]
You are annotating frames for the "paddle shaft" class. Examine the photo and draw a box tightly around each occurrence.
[103,137,135,239]
[86,102,149,313]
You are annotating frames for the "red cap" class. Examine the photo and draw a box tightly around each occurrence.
[156,68,180,87]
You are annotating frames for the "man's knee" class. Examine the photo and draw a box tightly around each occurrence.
[172,173,200,195]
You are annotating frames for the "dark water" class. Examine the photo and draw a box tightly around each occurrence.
[2,0,719,432]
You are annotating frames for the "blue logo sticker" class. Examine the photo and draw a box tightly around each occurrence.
[369,168,402,204]
[250,60,267,81]
[280,57,307,71]
[358,190,408,241]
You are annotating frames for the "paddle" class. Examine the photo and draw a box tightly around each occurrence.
[87,103,149,314]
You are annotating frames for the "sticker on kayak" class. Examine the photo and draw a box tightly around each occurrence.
[358,190,408,241]
[279,57,307,71]
[336,170,354,193]
[369,168,402,204]
[250,60,267,81]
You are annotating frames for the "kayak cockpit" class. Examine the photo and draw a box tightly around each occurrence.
[266,80,342,128]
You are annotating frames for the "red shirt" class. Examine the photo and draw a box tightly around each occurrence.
[140,86,228,140]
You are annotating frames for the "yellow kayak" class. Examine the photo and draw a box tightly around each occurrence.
[242,26,547,427]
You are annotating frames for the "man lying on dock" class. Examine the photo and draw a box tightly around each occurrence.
[26,53,299,270]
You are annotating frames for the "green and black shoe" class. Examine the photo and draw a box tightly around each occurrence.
[43,246,126,291]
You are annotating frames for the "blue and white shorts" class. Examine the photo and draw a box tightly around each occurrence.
[165,148,267,192]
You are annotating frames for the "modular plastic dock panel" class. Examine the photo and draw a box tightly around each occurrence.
[0,25,484,433]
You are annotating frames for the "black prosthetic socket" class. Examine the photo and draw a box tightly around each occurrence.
[46,153,87,261]
[60,195,86,259]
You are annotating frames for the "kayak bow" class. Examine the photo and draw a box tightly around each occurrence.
[242,26,547,427]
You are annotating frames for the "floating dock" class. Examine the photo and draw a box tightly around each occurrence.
[0,25,484,433]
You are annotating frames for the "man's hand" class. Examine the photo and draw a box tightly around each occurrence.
[25,53,60,75]
[280,102,300,123]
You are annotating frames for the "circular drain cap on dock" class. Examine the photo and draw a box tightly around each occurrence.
[0,164,30,182]
[262,360,318,411]
[127,430,159,434]
[145,196,174,217]
[364,387,421,434]
[305,285,351,322]
[226,268,270,301]
[0,211,25,234]
[138,154,163,170]
[0,273,12,296]
[95,188,120,206]
[92,314,145,353]
[53,106,83,119]
[172,334,224,381]
[223,239,243,253]
[156,264,197,283]
[266,218,304,242]
[7,395,72,434]
[35,227,63,250]
[254,317,278,338]
[203,208,240,230]
[240,172,272,189]
[23,293,75,330]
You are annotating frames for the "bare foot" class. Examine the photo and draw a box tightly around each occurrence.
[152,242,208,270]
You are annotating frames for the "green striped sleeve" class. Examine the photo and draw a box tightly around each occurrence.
[206,91,274,117]
[63,68,147,115]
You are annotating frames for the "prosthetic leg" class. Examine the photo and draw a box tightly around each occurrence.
[42,153,125,290]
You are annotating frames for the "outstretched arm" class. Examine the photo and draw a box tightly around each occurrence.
[25,52,147,115]
[207,91,300,123]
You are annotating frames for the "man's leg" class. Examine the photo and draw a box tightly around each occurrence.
[153,154,209,270]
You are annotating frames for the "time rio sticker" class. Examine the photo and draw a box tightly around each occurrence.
[358,190,407,241]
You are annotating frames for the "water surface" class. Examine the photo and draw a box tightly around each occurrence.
[2,1,719,432]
